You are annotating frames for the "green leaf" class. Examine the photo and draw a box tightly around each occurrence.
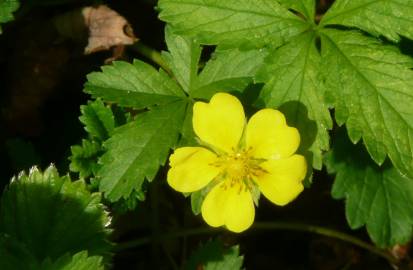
[325,129,413,247]
[41,251,104,270]
[185,239,244,270]
[0,0,19,33]
[320,0,413,42]
[98,100,187,201]
[320,29,413,179]
[162,26,201,93]
[158,0,310,49]
[277,0,315,21]
[192,48,268,99]
[190,183,214,215]
[0,235,38,270]
[112,189,146,213]
[190,190,204,215]
[84,60,185,109]
[256,31,331,170]
[69,139,103,178]
[0,165,111,265]
[79,99,115,141]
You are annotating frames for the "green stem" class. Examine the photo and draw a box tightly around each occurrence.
[253,222,397,264]
[130,42,171,74]
[115,222,398,265]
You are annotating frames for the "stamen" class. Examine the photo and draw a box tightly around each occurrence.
[213,148,267,193]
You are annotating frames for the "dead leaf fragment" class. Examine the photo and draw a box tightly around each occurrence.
[83,5,137,54]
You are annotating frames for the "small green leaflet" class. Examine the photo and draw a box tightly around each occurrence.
[84,60,184,109]
[277,0,315,21]
[185,239,244,270]
[79,99,115,141]
[70,100,115,178]
[0,0,19,33]
[325,130,413,247]
[321,29,413,178]
[256,31,331,170]
[190,189,207,215]
[0,166,111,266]
[112,189,146,214]
[158,0,310,49]
[98,100,187,201]
[162,26,201,93]
[192,47,268,99]
[69,139,102,178]
[320,0,413,42]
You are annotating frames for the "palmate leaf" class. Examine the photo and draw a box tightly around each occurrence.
[277,0,315,21]
[98,100,187,201]
[158,0,310,49]
[256,31,331,170]
[0,166,111,268]
[320,0,413,42]
[185,239,244,270]
[84,60,185,109]
[321,29,413,179]
[79,99,115,141]
[0,0,19,33]
[325,130,413,247]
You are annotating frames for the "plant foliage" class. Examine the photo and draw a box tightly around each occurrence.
[3,0,413,267]
[0,0,19,33]
[185,239,244,270]
[0,166,111,268]
[325,130,413,247]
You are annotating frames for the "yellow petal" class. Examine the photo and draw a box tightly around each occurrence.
[167,147,220,193]
[201,182,226,228]
[246,109,300,159]
[193,93,245,153]
[256,155,307,206]
[201,182,255,233]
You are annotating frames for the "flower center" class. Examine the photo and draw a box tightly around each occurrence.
[212,149,266,190]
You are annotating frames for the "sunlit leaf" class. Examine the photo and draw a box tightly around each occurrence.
[320,0,413,42]
[321,29,413,178]
[158,0,310,49]
[256,31,331,170]
[98,100,187,201]
[85,60,185,109]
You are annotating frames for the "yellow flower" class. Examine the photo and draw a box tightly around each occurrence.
[167,93,307,233]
